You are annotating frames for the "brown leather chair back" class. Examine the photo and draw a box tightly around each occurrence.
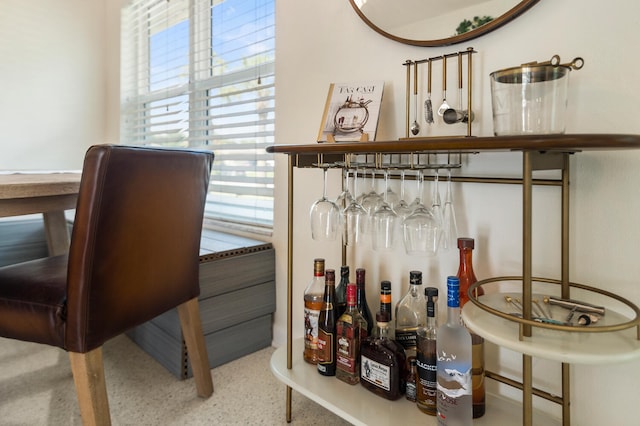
[64,145,213,353]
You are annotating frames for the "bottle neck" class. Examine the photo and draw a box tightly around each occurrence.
[447,305,461,326]
[409,283,421,296]
[377,322,390,338]
[457,248,475,278]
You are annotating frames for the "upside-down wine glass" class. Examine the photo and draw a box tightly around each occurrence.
[381,168,400,211]
[393,168,413,220]
[335,167,354,212]
[309,165,341,241]
[431,169,443,227]
[402,169,440,256]
[371,169,398,251]
[342,168,367,246]
[440,169,458,251]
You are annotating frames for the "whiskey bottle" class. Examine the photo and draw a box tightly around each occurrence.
[436,276,472,425]
[317,269,337,376]
[405,358,418,402]
[360,312,406,400]
[335,265,349,319]
[355,268,374,336]
[457,237,486,418]
[416,286,438,415]
[395,270,426,360]
[303,258,325,364]
[336,283,368,385]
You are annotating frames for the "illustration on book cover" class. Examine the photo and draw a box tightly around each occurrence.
[317,81,384,142]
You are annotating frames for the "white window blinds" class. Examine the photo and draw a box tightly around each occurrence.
[121,0,275,229]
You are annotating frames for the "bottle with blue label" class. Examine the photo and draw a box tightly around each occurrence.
[436,276,472,426]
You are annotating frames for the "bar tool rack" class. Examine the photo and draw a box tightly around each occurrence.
[403,47,477,139]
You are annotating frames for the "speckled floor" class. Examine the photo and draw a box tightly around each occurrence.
[0,335,351,425]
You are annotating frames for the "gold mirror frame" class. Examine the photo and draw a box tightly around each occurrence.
[348,0,540,47]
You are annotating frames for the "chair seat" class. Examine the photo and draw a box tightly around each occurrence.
[0,255,67,348]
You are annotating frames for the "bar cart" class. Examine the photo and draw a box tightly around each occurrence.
[267,134,640,426]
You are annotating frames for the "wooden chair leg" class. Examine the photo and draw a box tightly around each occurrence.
[177,297,214,397]
[69,347,111,426]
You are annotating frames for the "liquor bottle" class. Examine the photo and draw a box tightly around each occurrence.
[317,269,337,376]
[416,286,438,415]
[303,258,325,364]
[379,280,393,322]
[355,268,374,336]
[373,280,394,339]
[335,265,349,319]
[336,283,368,385]
[360,312,406,400]
[405,358,418,402]
[436,276,472,426]
[457,237,486,418]
[395,270,426,360]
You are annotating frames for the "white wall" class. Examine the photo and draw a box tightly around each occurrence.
[274,0,640,424]
[1,0,638,424]
[0,0,112,169]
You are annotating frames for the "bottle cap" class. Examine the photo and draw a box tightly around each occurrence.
[356,268,365,282]
[340,265,349,276]
[447,276,460,308]
[457,237,474,249]
[409,270,422,285]
[381,280,391,291]
[314,258,325,275]
[325,269,335,284]
[424,287,438,298]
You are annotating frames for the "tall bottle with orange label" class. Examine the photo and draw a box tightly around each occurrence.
[457,237,486,418]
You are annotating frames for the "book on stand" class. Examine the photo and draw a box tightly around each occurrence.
[317,81,384,143]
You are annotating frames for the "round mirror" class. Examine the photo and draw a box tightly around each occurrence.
[348,0,540,47]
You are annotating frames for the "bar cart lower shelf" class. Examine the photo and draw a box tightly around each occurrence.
[270,339,561,426]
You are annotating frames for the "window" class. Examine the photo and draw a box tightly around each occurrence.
[121,0,275,231]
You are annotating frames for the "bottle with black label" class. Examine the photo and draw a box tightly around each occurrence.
[395,271,426,360]
[416,286,438,415]
[317,269,337,376]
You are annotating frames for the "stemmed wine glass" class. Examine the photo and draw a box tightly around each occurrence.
[402,168,440,256]
[393,168,413,220]
[335,167,354,211]
[431,169,443,227]
[440,169,458,251]
[309,165,341,241]
[371,169,398,251]
[342,168,367,246]
[381,169,400,211]
[358,168,382,238]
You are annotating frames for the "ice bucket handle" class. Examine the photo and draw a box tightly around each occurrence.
[522,54,584,71]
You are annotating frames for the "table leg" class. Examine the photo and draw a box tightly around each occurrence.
[43,210,70,256]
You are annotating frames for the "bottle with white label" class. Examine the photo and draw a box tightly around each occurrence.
[436,276,472,426]
[360,312,405,400]
[303,258,325,364]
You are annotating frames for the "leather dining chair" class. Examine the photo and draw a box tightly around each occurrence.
[0,144,214,425]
